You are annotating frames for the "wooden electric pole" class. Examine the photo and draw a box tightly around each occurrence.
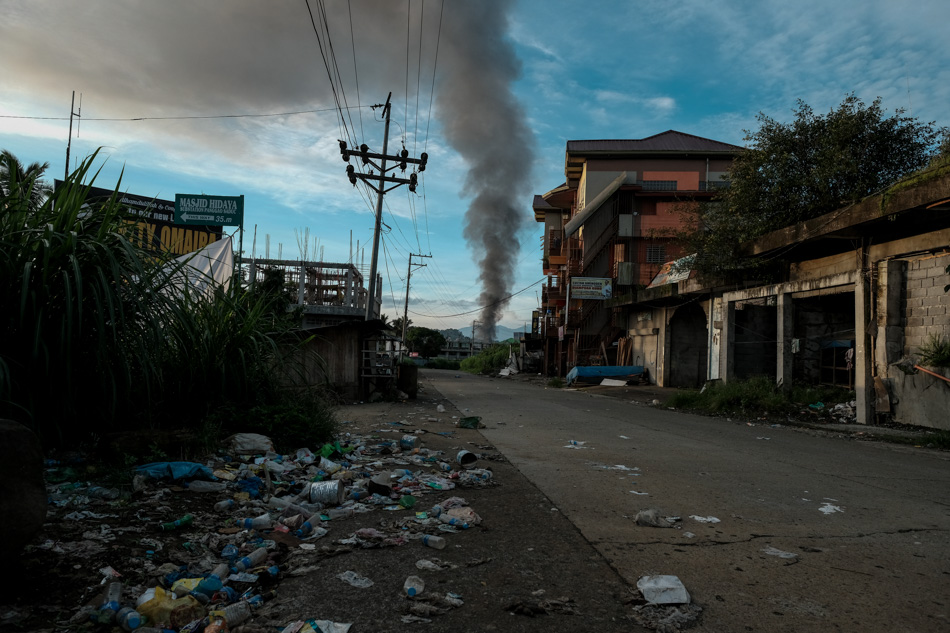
[339,93,429,320]
[401,253,431,357]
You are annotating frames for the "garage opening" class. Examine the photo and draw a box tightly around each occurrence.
[668,302,708,388]
[791,291,856,388]
[734,298,777,380]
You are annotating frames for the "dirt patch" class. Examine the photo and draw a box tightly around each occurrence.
[6,381,655,633]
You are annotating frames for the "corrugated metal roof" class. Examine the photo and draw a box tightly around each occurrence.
[567,130,743,154]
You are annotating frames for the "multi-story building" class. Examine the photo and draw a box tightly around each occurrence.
[535,130,741,380]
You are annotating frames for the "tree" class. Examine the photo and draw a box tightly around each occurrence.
[0,150,52,212]
[391,316,412,336]
[682,95,947,279]
[405,326,445,359]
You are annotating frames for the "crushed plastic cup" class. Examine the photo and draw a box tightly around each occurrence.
[636,575,691,605]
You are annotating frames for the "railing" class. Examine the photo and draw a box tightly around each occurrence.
[637,180,677,191]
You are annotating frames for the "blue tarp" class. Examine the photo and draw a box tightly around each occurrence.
[134,461,216,481]
[566,365,645,386]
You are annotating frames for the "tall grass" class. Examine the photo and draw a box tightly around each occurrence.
[461,343,512,374]
[0,151,336,448]
[665,376,854,416]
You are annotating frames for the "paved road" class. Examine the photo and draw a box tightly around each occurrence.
[423,369,950,633]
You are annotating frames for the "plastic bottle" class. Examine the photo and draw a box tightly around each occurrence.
[421,534,446,550]
[439,515,469,529]
[403,575,425,597]
[296,510,324,537]
[214,499,235,512]
[326,506,355,520]
[235,514,272,531]
[232,547,269,573]
[159,514,194,531]
[98,582,123,621]
[87,485,121,500]
[217,600,252,626]
[428,505,443,518]
[116,606,143,631]
[187,480,226,493]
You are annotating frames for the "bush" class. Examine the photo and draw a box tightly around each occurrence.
[461,343,511,374]
[918,334,950,368]
[547,377,565,388]
[205,389,338,454]
[425,357,461,370]
[0,150,335,450]
[665,376,843,415]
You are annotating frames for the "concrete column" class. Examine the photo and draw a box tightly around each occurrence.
[875,260,906,376]
[657,307,670,387]
[855,261,873,424]
[776,292,794,388]
[720,299,736,383]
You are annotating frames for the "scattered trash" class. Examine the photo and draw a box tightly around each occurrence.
[631,603,703,631]
[309,620,353,633]
[689,515,720,523]
[564,440,587,449]
[637,575,691,605]
[629,490,649,496]
[635,509,674,528]
[762,546,798,559]
[456,450,478,469]
[808,402,825,411]
[337,570,374,588]
[455,416,484,429]
[819,502,844,514]
[224,433,276,455]
[404,575,425,597]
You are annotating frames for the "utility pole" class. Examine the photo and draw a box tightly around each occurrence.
[65,91,81,181]
[339,92,429,320]
[471,319,479,355]
[401,253,431,358]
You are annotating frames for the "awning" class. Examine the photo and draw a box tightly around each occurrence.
[646,254,695,289]
[563,171,629,237]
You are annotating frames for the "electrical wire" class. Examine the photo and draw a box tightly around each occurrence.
[346,0,364,141]
[0,106,368,122]
[410,278,545,319]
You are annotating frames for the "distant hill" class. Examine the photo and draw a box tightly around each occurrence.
[437,325,524,344]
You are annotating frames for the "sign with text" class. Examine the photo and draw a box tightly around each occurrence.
[175,194,244,226]
[56,182,222,256]
[571,277,612,300]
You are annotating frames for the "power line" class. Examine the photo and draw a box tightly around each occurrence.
[409,278,545,319]
[0,106,368,122]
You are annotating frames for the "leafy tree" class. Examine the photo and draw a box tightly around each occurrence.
[681,95,947,279]
[391,316,412,336]
[1,150,52,212]
[405,326,445,359]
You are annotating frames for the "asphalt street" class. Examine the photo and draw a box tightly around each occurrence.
[422,369,950,633]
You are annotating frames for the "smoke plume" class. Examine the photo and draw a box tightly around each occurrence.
[435,0,536,341]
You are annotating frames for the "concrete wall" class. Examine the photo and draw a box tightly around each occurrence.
[902,252,950,356]
[627,308,660,384]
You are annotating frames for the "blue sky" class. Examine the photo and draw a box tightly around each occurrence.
[2,0,948,334]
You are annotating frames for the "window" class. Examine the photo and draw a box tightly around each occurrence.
[646,244,666,263]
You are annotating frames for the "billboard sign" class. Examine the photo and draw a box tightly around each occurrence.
[571,277,612,300]
[175,194,244,226]
[56,182,222,256]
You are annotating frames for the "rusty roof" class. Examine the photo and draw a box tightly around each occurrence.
[566,130,743,155]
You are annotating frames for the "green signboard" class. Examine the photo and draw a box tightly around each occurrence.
[174,194,244,226]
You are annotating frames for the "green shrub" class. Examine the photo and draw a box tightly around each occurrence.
[205,388,338,453]
[0,150,334,450]
[461,343,511,374]
[547,377,565,388]
[918,334,950,368]
[666,376,857,416]
[425,357,461,370]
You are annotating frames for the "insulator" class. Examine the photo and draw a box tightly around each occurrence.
[419,152,428,172]
[346,164,356,185]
